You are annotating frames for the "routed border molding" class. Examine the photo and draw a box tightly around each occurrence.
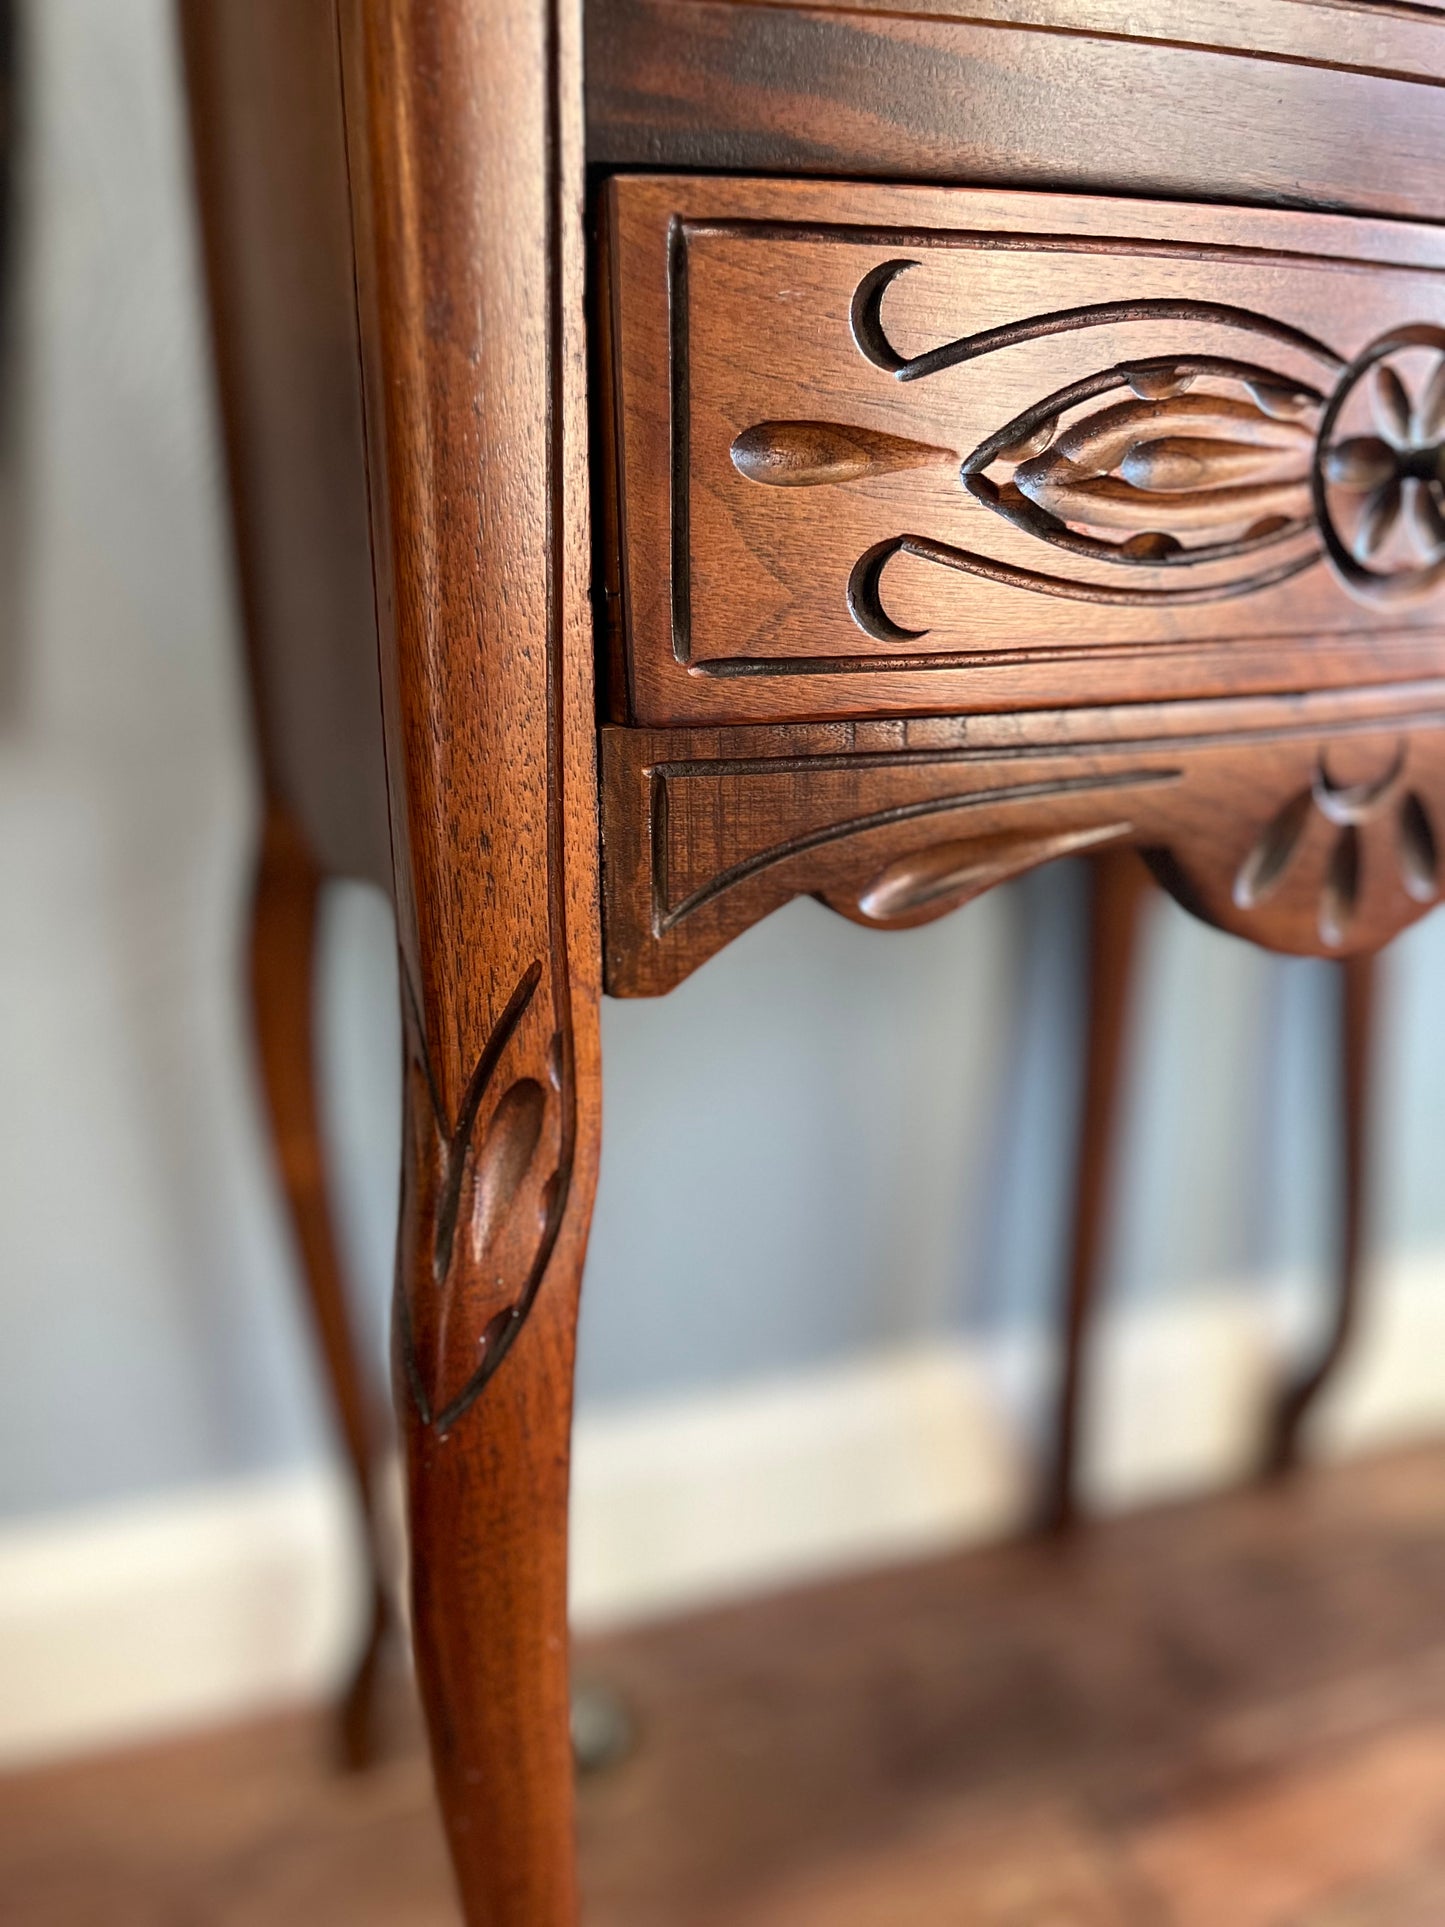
[603,685,1445,995]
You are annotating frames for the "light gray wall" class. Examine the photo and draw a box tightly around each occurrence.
[3,0,1445,1524]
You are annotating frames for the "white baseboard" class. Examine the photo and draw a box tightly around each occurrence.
[0,1471,364,1769]
[3,1257,1444,1768]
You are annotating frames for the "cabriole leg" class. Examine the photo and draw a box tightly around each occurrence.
[1262,951,1377,1477]
[395,996,599,1921]
[338,0,601,1913]
[247,805,392,1768]
[1038,848,1151,1535]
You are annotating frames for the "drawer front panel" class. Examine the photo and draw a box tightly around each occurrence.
[604,177,1445,726]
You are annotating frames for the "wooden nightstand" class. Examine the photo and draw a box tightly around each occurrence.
[180,3,1445,1918]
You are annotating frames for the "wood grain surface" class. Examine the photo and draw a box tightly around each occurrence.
[602,682,1445,991]
[588,0,1445,217]
[594,0,1445,80]
[338,0,601,1919]
[602,176,1445,727]
[8,1445,1445,1924]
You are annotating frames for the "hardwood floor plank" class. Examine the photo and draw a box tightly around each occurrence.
[3,1444,1444,1924]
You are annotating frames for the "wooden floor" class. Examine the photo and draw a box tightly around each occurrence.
[6,1445,1445,1924]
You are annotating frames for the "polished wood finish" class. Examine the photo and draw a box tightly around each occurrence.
[1038,848,1150,1535]
[338,2,602,1921]
[589,0,1445,218]
[602,682,1445,995]
[183,0,1445,1913]
[187,0,603,1916]
[9,1445,1445,1924]
[246,807,394,1767]
[595,0,1445,82]
[603,175,1445,728]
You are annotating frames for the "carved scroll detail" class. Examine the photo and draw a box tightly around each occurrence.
[652,766,1176,932]
[1312,327,1445,605]
[735,292,1445,639]
[602,698,1445,995]
[854,822,1135,926]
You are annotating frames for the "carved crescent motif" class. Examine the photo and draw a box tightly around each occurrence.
[732,288,1445,639]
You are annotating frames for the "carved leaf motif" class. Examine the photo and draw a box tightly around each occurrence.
[397,964,568,1433]
[464,1078,546,1271]
[1321,828,1362,947]
[1009,391,1314,543]
[1416,358,1445,442]
[731,420,954,486]
[1310,332,1445,603]
[1399,792,1439,902]
[604,708,1445,997]
[1374,364,1413,442]
[852,822,1133,926]
[1230,743,1437,946]
[1325,437,1396,491]
[1408,478,1445,557]
[1353,480,1402,562]
[1233,790,1313,910]
[725,287,1445,647]
[1319,348,1445,580]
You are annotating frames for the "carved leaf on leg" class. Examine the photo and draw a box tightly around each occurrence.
[397,964,570,1433]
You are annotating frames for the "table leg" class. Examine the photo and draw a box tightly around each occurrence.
[395,1025,597,1922]
[1262,951,1377,1477]
[339,0,601,1909]
[247,804,393,1768]
[1038,849,1151,1535]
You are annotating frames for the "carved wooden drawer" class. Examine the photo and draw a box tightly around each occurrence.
[601,177,1445,727]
